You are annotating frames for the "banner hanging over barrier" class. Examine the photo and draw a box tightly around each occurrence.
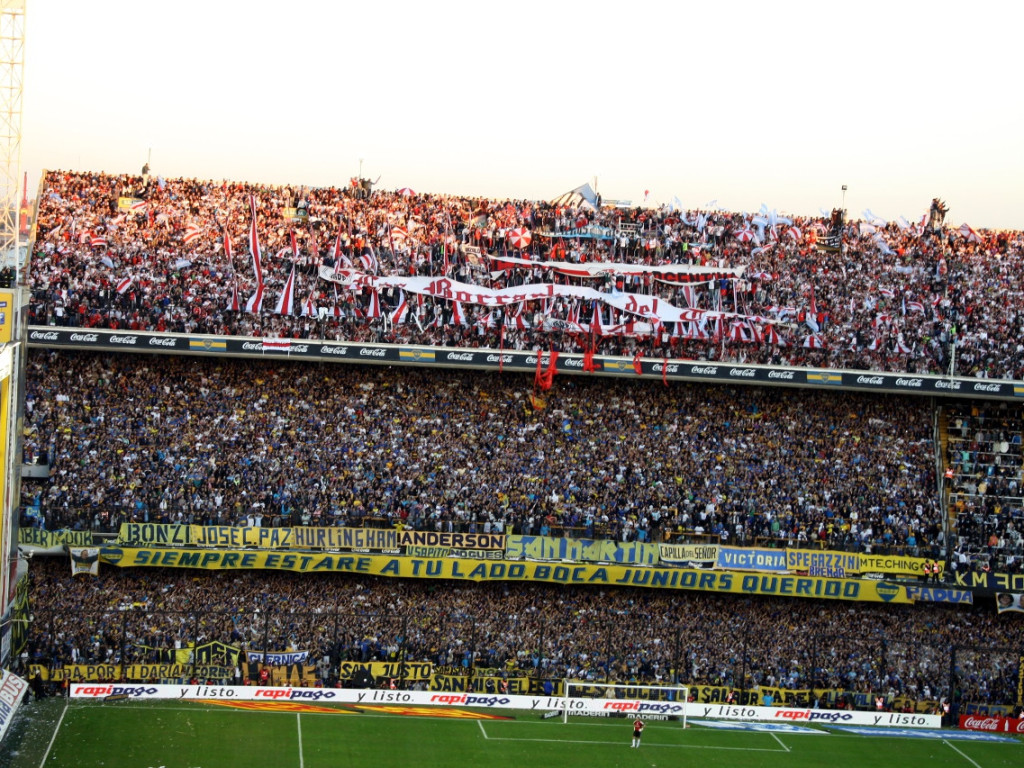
[97,548,912,603]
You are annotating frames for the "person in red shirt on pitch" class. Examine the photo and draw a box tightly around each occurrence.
[631,719,645,748]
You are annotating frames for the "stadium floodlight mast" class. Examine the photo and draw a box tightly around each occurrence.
[561,681,688,728]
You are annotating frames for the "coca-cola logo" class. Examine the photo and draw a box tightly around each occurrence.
[729,368,756,377]
[319,346,348,355]
[894,378,923,387]
[69,333,99,343]
[934,380,961,390]
[856,376,884,385]
[292,344,309,353]
[973,383,1001,393]
[768,370,795,380]
[690,365,718,375]
[241,342,263,351]
[485,354,512,363]
[109,335,138,345]
[446,353,474,361]
[563,359,583,368]
[653,364,679,373]
[360,348,386,357]
[963,716,1000,731]
[30,331,60,341]
[148,338,177,347]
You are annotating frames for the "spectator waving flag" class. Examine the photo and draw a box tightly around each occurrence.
[248,195,264,286]
[450,300,467,326]
[245,283,265,313]
[364,288,382,320]
[274,264,297,315]
[228,281,241,312]
[116,277,133,294]
[958,222,983,243]
[332,229,352,273]
[301,293,317,317]
[360,245,378,274]
[183,223,202,246]
[390,290,410,324]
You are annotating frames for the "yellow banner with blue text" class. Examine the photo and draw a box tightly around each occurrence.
[98,548,911,603]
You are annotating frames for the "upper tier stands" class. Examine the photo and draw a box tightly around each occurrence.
[25,171,1024,379]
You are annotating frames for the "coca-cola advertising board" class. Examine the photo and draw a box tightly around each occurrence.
[959,714,1024,733]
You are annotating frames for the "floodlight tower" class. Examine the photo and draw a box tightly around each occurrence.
[0,0,24,274]
[0,0,25,666]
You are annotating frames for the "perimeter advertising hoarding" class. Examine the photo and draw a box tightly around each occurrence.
[65,683,942,728]
[26,327,1019,400]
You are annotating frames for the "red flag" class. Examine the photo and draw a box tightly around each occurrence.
[632,351,643,376]
[536,349,559,391]
[583,347,596,373]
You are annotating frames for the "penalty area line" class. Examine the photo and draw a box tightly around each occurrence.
[770,732,791,752]
[479,735,786,752]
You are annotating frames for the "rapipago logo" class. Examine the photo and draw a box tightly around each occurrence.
[773,709,853,723]
[876,581,902,602]
[99,547,122,565]
[73,685,158,697]
[428,694,510,707]
[602,701,684,714]
[253,688,337,701]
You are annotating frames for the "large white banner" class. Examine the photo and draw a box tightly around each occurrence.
[318,268,764,326]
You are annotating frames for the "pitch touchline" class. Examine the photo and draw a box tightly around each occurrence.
[942,739,983,768]
[38,699,70,768]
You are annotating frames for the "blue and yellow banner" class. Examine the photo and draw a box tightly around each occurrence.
[116,524,506,552]
[19,528,95,551]
[716,547,787,572]
[98,548,912,603]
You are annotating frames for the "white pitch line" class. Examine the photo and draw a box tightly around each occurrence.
[770,732,791,752]
[478,720,489,739]
[942,739,983,768]
[38,698,70,768]
[480,736,784,752]
[296,713,305,768]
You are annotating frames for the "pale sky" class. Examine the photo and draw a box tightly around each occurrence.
[20,1,1024,230]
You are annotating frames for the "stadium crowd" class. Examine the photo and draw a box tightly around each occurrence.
[22,350,943,558]
[21,557,1024,711]
[25,170,1024,379]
